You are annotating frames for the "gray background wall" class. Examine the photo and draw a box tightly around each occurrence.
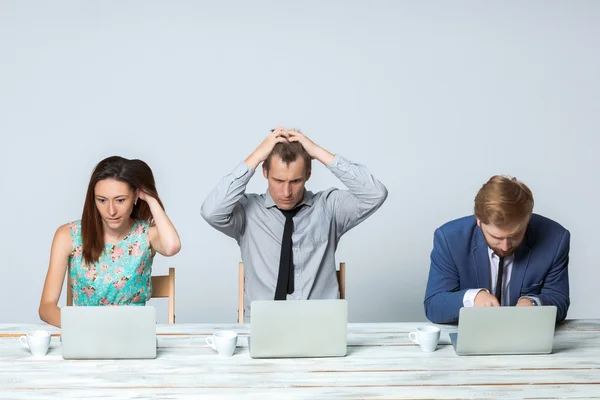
[1,0,598,324]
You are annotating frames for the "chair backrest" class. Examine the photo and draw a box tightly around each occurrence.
[238,262,346,324]
[66,267,176,324]
[151,267,176,324]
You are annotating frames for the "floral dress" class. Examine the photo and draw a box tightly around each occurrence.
[68,220,154,306]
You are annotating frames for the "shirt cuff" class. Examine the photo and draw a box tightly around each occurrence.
[463,288,487,307]
[233,162,253,179]
[326,154,348,172]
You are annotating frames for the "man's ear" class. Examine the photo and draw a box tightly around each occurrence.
[476,218,481,228]
[263,165,268,179]
[305,167,311,181]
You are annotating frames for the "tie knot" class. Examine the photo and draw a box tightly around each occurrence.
[279,205,303,219]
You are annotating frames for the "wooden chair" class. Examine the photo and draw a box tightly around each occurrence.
[151,267,176,324]
[66,267,176,324]
[238,262,346,324]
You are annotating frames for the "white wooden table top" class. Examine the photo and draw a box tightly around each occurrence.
[1,321,599,399]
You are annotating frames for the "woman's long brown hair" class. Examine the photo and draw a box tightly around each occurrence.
[81,156,164,264]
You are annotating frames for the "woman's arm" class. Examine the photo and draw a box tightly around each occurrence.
[141,192,181,257]
[39,224,72,327]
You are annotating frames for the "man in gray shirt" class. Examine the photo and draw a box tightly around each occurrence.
[201,127,388,321]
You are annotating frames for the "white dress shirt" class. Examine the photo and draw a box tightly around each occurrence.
[463,247,540,307]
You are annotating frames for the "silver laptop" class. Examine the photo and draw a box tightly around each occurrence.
[61,306,157,359]
[249,299,347,358]
[449,306,557,356]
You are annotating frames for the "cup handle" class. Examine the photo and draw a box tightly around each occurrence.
[206,337,215,350]
[19,336,29,349]
[408,332,419,345]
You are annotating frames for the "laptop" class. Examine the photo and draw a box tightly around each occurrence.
[61,306,157,359]
[249,299,347,358]
[449,306,557,356]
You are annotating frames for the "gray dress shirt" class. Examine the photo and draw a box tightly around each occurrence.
[201,154,388,321]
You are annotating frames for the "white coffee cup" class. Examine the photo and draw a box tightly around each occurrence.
[206,330,238,358]
[19,330,51,357]
[409,326,441,352]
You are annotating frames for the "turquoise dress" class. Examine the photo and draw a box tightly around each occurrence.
[68,220,154,306]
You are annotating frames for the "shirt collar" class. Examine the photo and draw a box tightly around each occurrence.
[263,189,314,209]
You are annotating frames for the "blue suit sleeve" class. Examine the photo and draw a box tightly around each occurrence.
[538,230,570,322]
[424,228,468,324]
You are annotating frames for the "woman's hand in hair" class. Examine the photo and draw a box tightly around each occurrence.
[136,189,154,203]
[137,189,162,216]
[143,188,181,257]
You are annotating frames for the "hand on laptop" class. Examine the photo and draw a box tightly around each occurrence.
[516,298,535,307]
[474,290,500,307]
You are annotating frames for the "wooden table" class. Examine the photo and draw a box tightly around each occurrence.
[1,321,599,399]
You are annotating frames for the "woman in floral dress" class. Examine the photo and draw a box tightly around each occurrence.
[39,156,181,327]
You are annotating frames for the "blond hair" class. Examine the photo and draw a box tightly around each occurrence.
[474,175,534,227]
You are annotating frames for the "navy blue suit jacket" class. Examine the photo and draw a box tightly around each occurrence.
[424,214,570,324]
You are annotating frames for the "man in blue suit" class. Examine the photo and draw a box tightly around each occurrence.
[424,175,570,324]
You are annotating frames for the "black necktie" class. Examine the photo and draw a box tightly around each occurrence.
[274,206,303,300]
[495,256,505,305]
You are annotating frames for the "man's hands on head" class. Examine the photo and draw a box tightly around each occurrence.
[245,127,289,169]
[245,127,334,169]
[286,129,335,166]
[284,129,317,158]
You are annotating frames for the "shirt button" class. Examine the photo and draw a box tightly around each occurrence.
[296,272,300,277]
[294,248,299,252]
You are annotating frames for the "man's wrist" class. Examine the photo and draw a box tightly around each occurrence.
[464,288,487,307]
[244,154,262,170]
[520,296,539,306]
[313,146,335,166]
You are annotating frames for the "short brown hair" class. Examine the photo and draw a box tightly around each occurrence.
[263,141,312,177]
[474,175,534,226]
